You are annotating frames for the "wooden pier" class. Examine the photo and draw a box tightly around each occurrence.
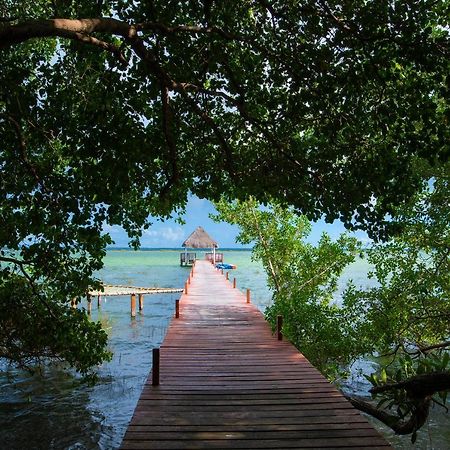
[121,260,391,449]
[89,284,183,297]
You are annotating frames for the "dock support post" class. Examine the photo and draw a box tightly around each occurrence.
[233,277,236,289]
[277,315,283,341]
[139,293,144,311]
[131,293,136,317]
[184,282,188,295]
[175,299,180,318]
[87,294,92,315]
[246,289,251,303]
[226,272,229,280]
[97,295,101,308]
[152,348,160,386]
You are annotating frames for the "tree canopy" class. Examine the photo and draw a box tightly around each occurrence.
[0,1,449,373]
[1,0,449,234]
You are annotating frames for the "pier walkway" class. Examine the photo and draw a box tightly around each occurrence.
[121,260,391,449]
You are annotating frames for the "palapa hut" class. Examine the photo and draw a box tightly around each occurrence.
[180,226,222,266]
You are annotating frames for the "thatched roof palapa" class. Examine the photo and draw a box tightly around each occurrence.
[182,226,218,249]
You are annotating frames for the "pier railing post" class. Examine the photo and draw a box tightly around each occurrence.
[139,293,144,311]
[233,277,236,289]
[226,272,229,280]
[277,315,283,341]
[246,289,251,303]
[184,282,188,295]
[131,293,136,317]
[87,294,92,315]
[97,295,101,308]
[152,348,160,386]
[175,299,180,318]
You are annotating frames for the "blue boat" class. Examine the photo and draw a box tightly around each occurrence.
[215,263,237,270]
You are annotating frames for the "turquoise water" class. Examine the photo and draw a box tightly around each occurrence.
[0,250,448,449]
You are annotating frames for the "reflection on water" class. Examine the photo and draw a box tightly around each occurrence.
[0,250,448,449]
[0,290,176,449]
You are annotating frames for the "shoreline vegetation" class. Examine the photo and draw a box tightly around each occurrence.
[211,197,449,444]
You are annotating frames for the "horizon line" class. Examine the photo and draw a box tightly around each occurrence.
[106,246,253,250]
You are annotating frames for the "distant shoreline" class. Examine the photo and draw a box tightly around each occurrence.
[106,247,253,251]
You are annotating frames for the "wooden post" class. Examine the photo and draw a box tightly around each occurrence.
[131,293,136,317]
[226,272,229,280]
[152,348,160,386]
[221,269,224,275]
[233,277,236,289]
[188,275,191,284]
[87,294,92,315]
[277,315,283,341]
[175,299,180,318]
[191,268,194,278]
[184,282,188,295]
[139,293,144,311]
[246,288,251,303]
[97,295,101,308]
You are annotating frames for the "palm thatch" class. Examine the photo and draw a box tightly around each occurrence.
[182,226,218,249]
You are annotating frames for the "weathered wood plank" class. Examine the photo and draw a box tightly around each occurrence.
[121,260,391,449]
[122,438,391,450]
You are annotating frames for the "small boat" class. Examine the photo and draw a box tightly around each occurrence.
[215,263,237,270]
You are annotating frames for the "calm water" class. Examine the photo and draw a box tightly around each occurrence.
[0,250,448,449]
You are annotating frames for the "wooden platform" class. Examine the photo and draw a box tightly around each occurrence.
[89,284,183,296]
[121,261,391,449]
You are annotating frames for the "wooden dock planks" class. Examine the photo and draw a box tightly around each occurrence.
[121,260,391,449]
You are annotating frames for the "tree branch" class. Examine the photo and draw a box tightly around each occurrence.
[0,18,129,64]
[135,22,241,41]
[370,372,450,397]
[347,395,431,435]
[159,85,180,200]
[418,341,450,353]
[69,31,127,65]
[4,114,46,189]
[0,18,243,49]
[176,87,237,178]
[0,256,32,266]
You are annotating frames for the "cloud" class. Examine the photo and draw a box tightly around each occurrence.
[102,223,125,234]
[144,226,185,243]
[187,196,209,209]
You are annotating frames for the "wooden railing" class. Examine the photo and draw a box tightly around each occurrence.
[205,252,223,263]
[180,252,196,266]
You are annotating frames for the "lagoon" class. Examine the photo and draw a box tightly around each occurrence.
[0,250,448,449]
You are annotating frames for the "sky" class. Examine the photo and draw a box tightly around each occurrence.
[105,195,371,249]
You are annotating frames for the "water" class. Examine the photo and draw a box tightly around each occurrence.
[0,250,448,449]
